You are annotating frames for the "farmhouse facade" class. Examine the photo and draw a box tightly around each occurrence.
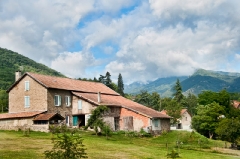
[0,72,171,134]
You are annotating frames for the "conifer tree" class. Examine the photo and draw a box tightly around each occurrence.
[117,73,124,96]
[173,79,184,103]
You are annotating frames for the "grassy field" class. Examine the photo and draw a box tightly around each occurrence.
[0,130,239,159]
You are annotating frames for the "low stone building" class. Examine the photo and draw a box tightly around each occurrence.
[0,72,171,134]
[161,109,192,130]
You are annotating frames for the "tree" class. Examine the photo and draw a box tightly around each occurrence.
[0,89,8,113]
[117,73,124,96]
[149,92,161,111]
[173,79,184,103]
[45,126,87,159]
[98,72,116,91]
[215,117,240,145]
[191,102,225,139]
[84,105,111,138]
[165,100,182,124]
[134,90,151,107]
[185,92,198,116]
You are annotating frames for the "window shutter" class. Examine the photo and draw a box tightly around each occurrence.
[78,100,82,110]
[24,96,30,108]
[25,81,29,91]
[59,96,62,106]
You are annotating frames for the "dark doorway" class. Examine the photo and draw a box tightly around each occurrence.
[73,115,85,127]
[114,117,120,131]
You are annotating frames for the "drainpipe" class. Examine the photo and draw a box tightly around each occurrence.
[98,92,101,103]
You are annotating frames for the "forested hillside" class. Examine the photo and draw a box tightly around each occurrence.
[0,48,65,90]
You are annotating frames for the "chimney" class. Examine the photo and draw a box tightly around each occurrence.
[98,92,101,103]
[15,71,22,81]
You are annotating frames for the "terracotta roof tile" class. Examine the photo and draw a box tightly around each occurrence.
[233,100,240,109]
[8,72,119,95]
[0,111,45,120]
[33,113,64,121]
[160,109,190,116]
[72,92,171,118]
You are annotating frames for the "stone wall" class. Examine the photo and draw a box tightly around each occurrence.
[160,118,170,132]
[0,118,49,132]
[9,75,48,113]
[47,89,72,125]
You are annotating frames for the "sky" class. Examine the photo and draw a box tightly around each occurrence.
[1,0,240,84]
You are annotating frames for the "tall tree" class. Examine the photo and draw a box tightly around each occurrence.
[173,79,184,103]
[117,73,124,96]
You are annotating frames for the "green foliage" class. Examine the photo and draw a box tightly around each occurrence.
[181,92,198,116]
[0,89,8,113]
[173,79,184,103]
[192,102,225,139]
[215,117,240,144]
[165,100,182,124]
[134,90,162,111]
[98,72,117,91]
[0,48,64,90]
[84,105,111,137]
[167,149,180,159]
[117,73,124,96]
[44,131,87,159]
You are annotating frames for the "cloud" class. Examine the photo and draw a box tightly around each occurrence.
[1,0,240,84]
[51,51,96,78]
[0,0,95,64]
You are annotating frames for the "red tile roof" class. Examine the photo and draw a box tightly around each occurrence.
[8,72,119,95]
[233,100,240,109]
[0,111,45,120]
[72,92,171,118]
[33,113,64,121]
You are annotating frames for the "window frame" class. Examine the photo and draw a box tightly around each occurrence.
[54,95,61,106]
[65,96,71,107]
[24,96,30,108]
[25,81,30,91]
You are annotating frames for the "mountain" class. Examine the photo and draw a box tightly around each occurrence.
[0,48,65,90]
[125,69,240,97]
[125,76,188,97]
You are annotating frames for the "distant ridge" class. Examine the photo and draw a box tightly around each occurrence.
[125,69,240,97]
[0,48,65,90]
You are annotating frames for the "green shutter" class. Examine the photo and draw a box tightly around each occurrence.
[73,116,78,126]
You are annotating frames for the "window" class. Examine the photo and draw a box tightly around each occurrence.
[54,95,61,106]
[153,119,159,127]
[185,117,187,121]
[24,96,30,108]
[65,96,71,106]
[78,100,82,110]
[25,81,29,91]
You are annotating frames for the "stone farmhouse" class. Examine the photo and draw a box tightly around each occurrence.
[161,109,192,130]
[0,72,171,134]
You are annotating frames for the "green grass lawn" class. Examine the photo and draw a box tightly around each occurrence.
[0,130,239,159]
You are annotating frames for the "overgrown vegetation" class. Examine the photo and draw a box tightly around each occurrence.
[45,125,87,159]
